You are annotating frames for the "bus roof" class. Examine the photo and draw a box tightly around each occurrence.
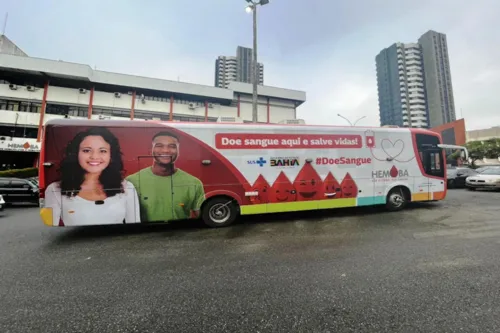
[43,118,438,135]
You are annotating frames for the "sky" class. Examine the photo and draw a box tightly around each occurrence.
[2,0,499,130]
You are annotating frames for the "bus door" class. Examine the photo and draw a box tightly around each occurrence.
[422,147,445,199]
[415,133,446,201]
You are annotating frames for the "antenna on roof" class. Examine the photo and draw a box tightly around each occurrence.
[2,12,7,35]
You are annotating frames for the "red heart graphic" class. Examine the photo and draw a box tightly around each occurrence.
[381,139,405,160]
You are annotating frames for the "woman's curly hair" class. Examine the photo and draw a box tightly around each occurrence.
[58,127,125,198]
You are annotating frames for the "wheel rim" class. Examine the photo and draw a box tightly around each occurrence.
[208,203,231,224]
[389,192,404,207]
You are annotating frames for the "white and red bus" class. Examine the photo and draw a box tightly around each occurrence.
[38,119,467,228]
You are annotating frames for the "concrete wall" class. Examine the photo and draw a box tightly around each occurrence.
[467,126,500,142]
[0,35,28,57]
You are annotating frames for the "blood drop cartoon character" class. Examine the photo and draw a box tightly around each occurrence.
[293,163,323,201]
[340,172,358,198]
[322,172,342,199]
[269,171,297,203]
[249,174,270,204]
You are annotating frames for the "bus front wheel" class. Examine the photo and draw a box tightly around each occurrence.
[201,196,239,228]
[385,187,409,212]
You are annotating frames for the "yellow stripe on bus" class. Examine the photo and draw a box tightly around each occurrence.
[240,198,357,215]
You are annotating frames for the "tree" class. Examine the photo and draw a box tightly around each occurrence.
[465,140,486,166]
[482,138,500,159]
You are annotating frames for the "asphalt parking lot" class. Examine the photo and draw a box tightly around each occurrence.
[1,189,500,333]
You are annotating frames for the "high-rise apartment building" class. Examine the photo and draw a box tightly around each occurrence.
[376,42,428,128]
[215,46,264,89]
[376,30,456,128]
[418,30,456,126]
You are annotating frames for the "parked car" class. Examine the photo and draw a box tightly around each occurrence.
[446,167,478,188]
[0,177,39,204]
[475,165,500,173]
[27,177,39,187]
[465,167,500,191]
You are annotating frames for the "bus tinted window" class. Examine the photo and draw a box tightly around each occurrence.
[415,133,444,178]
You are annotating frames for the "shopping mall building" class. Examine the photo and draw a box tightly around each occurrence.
[0,48,306,169]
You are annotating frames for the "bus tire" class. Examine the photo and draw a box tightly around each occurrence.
[201,196,239,228]
[385,186,409,212]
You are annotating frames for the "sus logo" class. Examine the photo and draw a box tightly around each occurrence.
[322,172,342,199]
[269,171,297,203]
[250,174,270,204]
[293,163,323,201]
[340,173,358,198]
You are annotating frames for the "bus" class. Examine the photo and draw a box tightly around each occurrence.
[38,119,468,228]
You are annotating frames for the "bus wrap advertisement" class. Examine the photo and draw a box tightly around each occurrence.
[39,120,447,227]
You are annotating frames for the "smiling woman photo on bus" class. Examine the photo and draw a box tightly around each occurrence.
[44,127,141,226]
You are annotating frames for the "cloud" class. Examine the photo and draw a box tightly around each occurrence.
[2,0,499,131]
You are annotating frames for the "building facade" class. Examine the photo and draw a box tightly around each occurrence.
[418,30,456,127]
[376,30,456,129]
[430,118,466,146]
[466,126,500,143]
[0,53,305,169]
[215,46,264,89]
[376,43,428,128]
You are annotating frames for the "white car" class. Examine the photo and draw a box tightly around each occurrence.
[0,194,5,211]
[465,167,500,191]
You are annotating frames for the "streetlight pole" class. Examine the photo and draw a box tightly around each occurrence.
[353,116,366,126]
[337,114,366,126]
[337,113,353,126]
[246,0,269,123]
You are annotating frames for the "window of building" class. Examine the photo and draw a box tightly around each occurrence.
[93,108,129,118]
[0,99,42,113]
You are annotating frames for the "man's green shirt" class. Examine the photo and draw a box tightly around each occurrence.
[126,167,205,222]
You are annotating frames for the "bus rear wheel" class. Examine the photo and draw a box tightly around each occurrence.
[385,187,409,212]
[201,197,239,228]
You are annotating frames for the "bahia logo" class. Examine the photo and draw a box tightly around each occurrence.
[270,157,300,167]
[372,165,409,179]
[247,157,267,167]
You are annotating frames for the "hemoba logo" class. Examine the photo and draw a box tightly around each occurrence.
[372,166,409,179]
[270,157,300,167]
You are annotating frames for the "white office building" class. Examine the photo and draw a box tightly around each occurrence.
[0,38,306,169]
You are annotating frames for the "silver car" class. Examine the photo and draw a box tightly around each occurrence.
[465,167,500,191]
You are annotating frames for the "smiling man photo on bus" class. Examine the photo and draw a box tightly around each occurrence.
[126,130,206,223]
